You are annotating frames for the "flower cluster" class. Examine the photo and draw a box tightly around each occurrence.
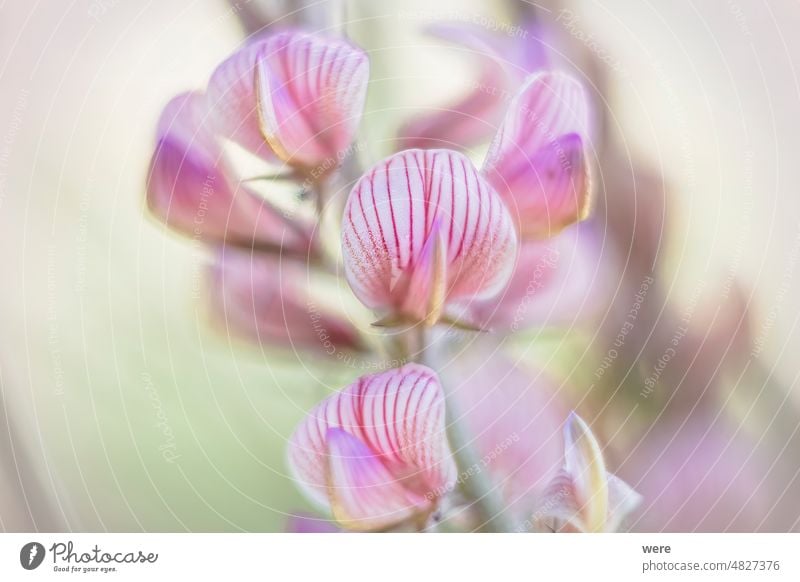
[145,25,639,532]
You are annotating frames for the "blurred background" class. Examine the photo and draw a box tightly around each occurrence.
[1,0,799,531]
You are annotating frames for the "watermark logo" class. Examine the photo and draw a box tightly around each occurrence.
[20,542,46,570]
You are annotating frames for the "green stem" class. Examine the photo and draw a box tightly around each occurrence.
[421,330,515,532]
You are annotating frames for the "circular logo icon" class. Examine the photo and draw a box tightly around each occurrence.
[20,542,45,570]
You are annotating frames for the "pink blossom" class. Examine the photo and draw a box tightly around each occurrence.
[207,29,369,170]
[209,249,363,356]
[287,364,456,531]
[341,149,517,326]
[146,92,311,251]
[483,72,591,239]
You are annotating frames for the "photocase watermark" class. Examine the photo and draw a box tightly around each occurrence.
[141,372,180,463]
[595,275,653,379]
[189,173,217,300]
[640,281,705,398]
[727,0,753,38]
[88,0,121,22]
[751,221,800,358]
[555,9,628,78]
[510,244,560,332]
[0,88,29,210]
[47,245,66,397]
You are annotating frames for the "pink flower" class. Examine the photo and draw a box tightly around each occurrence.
[207,29,369,170]
[209,249,364,356]
[483,72,591,239]
[287,364,456,531]
[147,92,312,252]
[341,149,517,326]
[535,412,641,532]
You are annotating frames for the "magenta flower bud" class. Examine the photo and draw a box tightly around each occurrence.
[483,72,591,240]
[146,91,312,252]
[287,364,456,531]
[342,149,517,326]
[209,249,363,356]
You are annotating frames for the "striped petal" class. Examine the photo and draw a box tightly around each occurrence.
[146,92,308,250]
[255,31,369,168]
[483,72,591,239]
[288,363,456,530]
[342,149,517,324]
[207,30,368,168]
[207,38,277,161]
[209,248,364,356]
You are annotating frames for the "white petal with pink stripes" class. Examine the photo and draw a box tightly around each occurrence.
[287,363,456,531]
[342,148,517,325]
[207,29,368,168]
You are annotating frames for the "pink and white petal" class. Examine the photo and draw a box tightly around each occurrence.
[563,412,608,532]
[485,72,589,169]
[209,249,363,355]
[493,133,589,238]
[393,215,447,325]
[288,363,456,511]
[483,72,591,238]
[256,31,369,168]
[342,149,517,317]
[325,429,428,531]
[206,38,277,161]
[605,473,642,533]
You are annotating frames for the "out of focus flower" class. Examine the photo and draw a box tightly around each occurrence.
[443,347,567,529]
[147,91,312,252]
[468,222,606,331]
[341,149,517,327]
[482,72,591,240]
[207,29,369,171]
[398,21,548,150]
[209,249,364,356]
[536,412,641,532]
[617,416,769,532]
[287,364,456,531]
